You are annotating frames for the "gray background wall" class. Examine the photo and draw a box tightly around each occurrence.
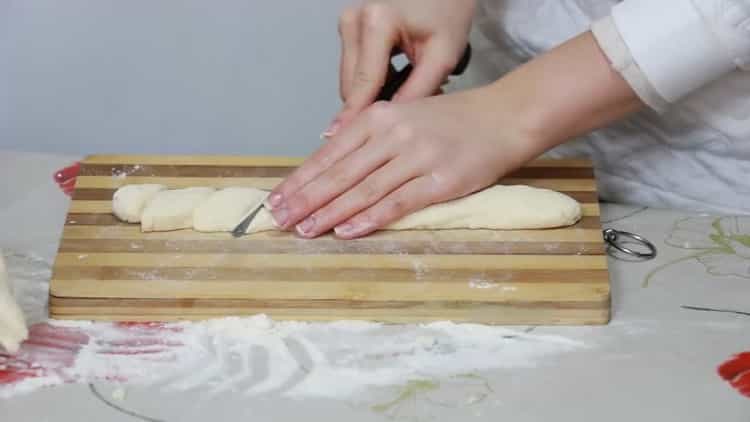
[0,0,354,155]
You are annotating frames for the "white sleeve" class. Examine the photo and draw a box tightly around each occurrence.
[591,0,750,113]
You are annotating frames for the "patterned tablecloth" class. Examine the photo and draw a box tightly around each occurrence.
[0,151,747,421]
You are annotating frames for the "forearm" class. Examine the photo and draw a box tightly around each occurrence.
[488,31,643,156]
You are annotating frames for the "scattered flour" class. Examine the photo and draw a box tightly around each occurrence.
[1,374,64,398]
[468,278,497,289]
[2,314,585,399]
[0,250,586,400]
[111,165,141,180]
[468,274,515,291]
[411,258,428,280]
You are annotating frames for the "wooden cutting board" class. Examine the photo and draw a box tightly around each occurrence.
[50,155,610,325]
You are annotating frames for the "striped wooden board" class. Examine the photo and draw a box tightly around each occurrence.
[50,155,611,325]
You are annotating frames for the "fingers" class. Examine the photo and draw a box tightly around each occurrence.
[327,4,400,136]
[338,6,360,102]
[393,40,457,102]
[269,103,388,210]
[295,153,422,238]
[334,175,440,239]
[275,132,394,232]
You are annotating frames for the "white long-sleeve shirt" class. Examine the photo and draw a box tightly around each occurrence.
[457,0,750,214]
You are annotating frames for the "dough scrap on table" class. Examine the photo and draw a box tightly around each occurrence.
[0,253,28,354]
[113,184,581,233]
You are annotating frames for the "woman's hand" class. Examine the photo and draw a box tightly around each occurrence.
[270,85,538,239]
[272,31,645,240]
[327,0,475,137]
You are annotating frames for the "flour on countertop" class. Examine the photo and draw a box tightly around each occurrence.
[0,249,587,400]
[1,315,586,399]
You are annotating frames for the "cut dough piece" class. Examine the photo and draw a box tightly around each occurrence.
[141,187,215,232]
[0,253,28,354]
[387,185,581,230]
[245,208,276,234]
[112,184,166,223]
[194,187,270,232]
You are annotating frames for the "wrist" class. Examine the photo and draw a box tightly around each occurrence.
[459,84,546,173]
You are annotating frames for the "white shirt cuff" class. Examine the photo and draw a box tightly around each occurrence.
[610,0,737,104]
[591,16,669,113]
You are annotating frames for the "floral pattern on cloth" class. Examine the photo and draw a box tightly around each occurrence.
[645,216,750,285]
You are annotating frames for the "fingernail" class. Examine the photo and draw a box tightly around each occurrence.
[272,208,289,227]
[268,193,283,208]
[334,223,355,237]
[296,216,316,236]
[322,119,341,138]
[335,221,372,238]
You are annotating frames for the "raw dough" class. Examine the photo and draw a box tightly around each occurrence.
[194,187,272,232]
[140,187,215,232]
[114,184,581,233]
[387,185,581,230]
[112,184,166,223]
[0,253,28,354]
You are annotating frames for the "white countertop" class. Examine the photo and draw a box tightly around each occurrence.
[0,151,748,421]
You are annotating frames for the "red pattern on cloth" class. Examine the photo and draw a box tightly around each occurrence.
[718,352,750,398]
[0,322,181,386]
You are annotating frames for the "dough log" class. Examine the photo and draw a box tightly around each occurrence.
[141,187,215,232]
[112,184,166,223]
[113,184,582,234]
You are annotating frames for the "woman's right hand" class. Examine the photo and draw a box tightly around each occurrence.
[326,0,476,137]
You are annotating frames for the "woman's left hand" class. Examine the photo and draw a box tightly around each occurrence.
[267,85,539,239]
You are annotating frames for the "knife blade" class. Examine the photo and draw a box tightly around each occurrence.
[231,201,267,238]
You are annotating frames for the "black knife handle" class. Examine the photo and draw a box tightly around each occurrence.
[376,43,471,102]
